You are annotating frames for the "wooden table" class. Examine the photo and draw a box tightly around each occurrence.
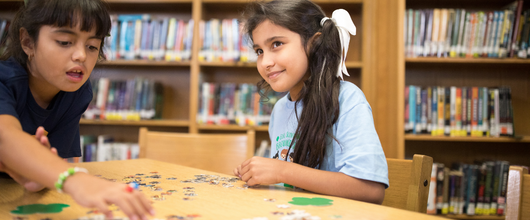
[0,159,450,220]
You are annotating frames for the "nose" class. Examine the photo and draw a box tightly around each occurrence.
[72,43,87,63]
[260,52,274,71]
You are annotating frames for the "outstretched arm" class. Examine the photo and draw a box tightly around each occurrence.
[235,156,385,204]
[0,115,155,219]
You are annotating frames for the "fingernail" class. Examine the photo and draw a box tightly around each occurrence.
[150,209,156,216]
[141,215,148,220]
[131,215,138,220]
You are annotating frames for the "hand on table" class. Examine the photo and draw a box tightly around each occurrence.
[0,126,56,192]
[233,156,287,186]
[64,173,155,220]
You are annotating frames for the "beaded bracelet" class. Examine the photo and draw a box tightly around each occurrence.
[55,167,88,193]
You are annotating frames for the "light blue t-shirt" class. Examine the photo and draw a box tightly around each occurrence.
[269,81,389,188]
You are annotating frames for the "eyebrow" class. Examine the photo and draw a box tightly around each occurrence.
[252,36,286,49]
[53,29,100,40]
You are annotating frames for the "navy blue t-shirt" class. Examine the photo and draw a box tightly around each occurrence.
[0,57,92,158]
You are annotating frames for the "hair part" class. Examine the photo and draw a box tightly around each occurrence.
[1,0,112,65]
[245,0,343,169]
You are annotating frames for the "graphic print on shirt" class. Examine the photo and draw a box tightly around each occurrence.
[273,131,298,162]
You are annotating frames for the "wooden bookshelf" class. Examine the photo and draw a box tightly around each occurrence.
[0,0,380,151]
[444,215,505,220]
[79,119,189,127]
[198,61,363,68]
[406,57,530,64]
[404,134,530,143]
[197,124,269,132]
[385,0,530,168]
[98,60,191,66]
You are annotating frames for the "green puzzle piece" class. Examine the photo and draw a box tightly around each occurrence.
[11,203,70,215]
[288,197,333,206]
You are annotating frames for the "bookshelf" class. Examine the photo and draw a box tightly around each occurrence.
[0,0,383,152]
[391,0,530,219]
[395,0,530,166]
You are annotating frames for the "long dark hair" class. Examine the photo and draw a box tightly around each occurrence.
[0,0,112,65]
[245,0,342,169]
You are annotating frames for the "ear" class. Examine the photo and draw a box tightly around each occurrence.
[306,32,322,53]
[19,27,35,57]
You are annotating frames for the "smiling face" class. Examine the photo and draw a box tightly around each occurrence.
[23,24,101,102]
[252,19,309,100]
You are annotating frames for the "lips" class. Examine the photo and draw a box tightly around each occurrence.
[267,70,285,80]
[66,69,84,82]
[66,69,83,78]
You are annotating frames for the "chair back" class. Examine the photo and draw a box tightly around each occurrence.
[506,166,530,220]
[138,127,255,175]
[383,154,433,213]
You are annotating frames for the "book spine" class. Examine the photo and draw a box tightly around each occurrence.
[444,87,451,136]
[431,87,438,135]
[496,161,509,215]
[475,164,486,215]
[455,88,462,136]
[436,163,445,214]
[421,89,428,133]
[483,161,494,215]
[427,163,438,214]
[450,86,456,135]
[442,167,450,214]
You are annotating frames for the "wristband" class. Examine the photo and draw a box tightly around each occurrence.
[55,167,88,193]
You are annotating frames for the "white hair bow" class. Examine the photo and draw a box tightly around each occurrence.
[320,9,356,80]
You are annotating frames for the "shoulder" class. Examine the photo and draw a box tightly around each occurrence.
[338,81,370,113]
[0,57,27,83]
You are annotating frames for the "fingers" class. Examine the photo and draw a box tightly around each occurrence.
[233,167,240,177]
[39,135,51,148]
[93,200,112,219]
[111,190,152,220]
[138,191,155,216]
[35,126,45,139]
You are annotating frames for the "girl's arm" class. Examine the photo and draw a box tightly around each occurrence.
[236,156,385,204]
[0,114,155,219]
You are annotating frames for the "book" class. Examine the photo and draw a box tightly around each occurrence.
[442,167,450,214]
[475,163,486,215]
[496,161,510,215]
[427,163,438,214]
[444,87,451,136]
[482,161,494,215]
[509,0,524,57]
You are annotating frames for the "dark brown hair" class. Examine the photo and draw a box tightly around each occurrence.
[1,0,112,65]
[245,0,342,169]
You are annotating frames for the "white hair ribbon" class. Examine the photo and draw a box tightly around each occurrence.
[320,9,356,80]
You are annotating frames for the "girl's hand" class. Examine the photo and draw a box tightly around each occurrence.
[237,156,287,186]
[64,173,155,220]
[0,126,56,192]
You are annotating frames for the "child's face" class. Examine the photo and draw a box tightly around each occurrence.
[252,20,308,98]
[28,24,101,93]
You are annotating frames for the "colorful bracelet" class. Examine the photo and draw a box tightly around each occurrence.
[55,167,88,193]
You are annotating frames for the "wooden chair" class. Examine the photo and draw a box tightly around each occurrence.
[138,127,255,175]
[382,154,433,213]
[506,166,530,220]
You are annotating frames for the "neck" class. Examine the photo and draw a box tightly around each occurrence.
[27,63,60,109]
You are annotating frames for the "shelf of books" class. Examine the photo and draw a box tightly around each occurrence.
[405,134,530,142]
[406,57,530,64]
[99,60,191,66]
[198,124,268,132]
[1,0,372,162]
[200,0,363,3]
[80,119,189,127]
[402,0,530,219]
